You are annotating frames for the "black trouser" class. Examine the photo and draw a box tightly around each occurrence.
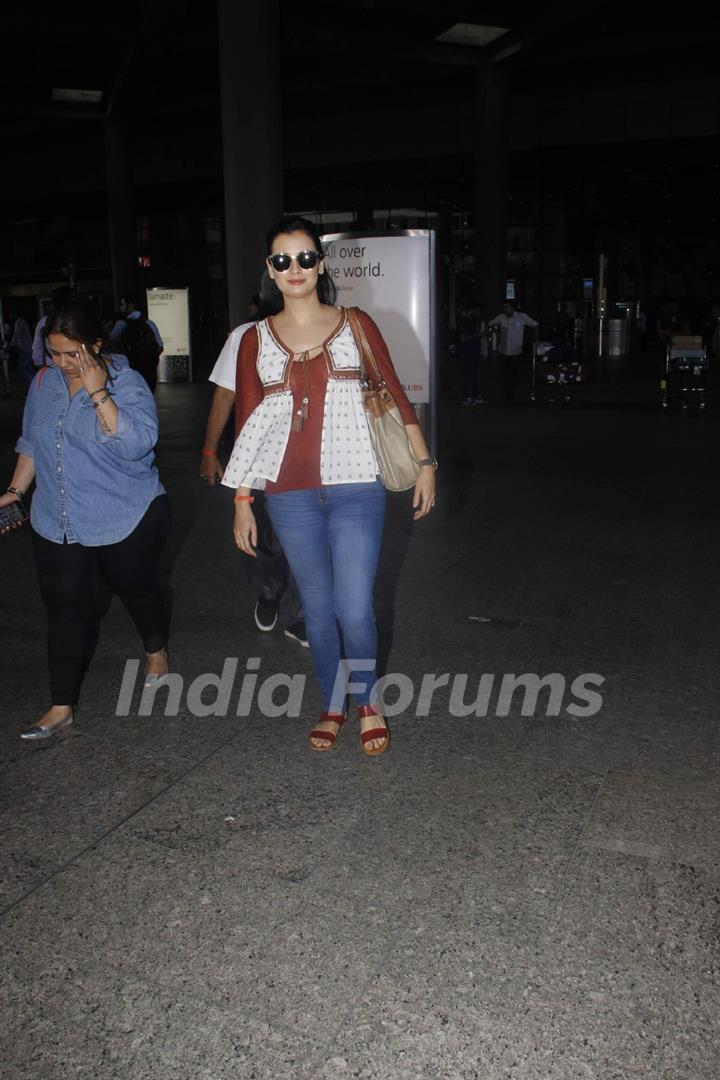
[220,420,301,625]
[246,491,301,624]
[461,344,482,400]
[131,358,158,394]
[500,353,522,403]
[32,494,170,704]
[373,489,415,678]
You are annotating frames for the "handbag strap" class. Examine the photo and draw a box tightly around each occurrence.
[346,307,383,389]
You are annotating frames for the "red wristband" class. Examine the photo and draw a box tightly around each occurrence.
[201,449,217,457]
[234,495,255,503]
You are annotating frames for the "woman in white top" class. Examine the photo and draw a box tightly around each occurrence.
[223,216,435,755]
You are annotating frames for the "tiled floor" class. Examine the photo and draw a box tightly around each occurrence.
[1,381,718,1078]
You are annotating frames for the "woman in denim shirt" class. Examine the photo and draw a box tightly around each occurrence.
[0,302,170,740]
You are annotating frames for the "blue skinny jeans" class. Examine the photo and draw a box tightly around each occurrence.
[266,480,386,712]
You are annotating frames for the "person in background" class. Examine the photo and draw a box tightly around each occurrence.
[489,299,538,404]
[111,292,164,392]
[0,302,170,741]
[32,285,77,369]
[657,299,690,345]
[552,302,574,346]
[458,301,485,405]
[200,295,306,647]
[10,312,34,388]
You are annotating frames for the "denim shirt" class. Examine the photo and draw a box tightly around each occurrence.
[15,355,165,545]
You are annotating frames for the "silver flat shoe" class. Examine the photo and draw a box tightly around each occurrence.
[144,672,170,689]
[144,648,170,689]
[21,710,74,741]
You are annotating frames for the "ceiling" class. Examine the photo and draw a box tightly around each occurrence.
[5,3,720,123]
[3,2,719,223]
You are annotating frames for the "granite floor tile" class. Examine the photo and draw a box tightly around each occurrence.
[457,849,577,938]
[1,831,397,1037]
[310,981,530,1080]
[223,812,359,878]
[652,610,720,675]
[552,848,720,978]
[531,995,665,1079]
[4,975,326,1080]
[291,764,601,937]
[518,715,640,773]
[389,711,534,757]
[118,762,350,856]
[505,615,661,666]
[657,974,720,1079]
[581,771,718,865]
[630,720,717,781]
[0,737,189,911]
[295,757,603,858]
[152,900,394,1034]
[1,836,311,1011]
[82,709,249,764]
[689,788,720,866]
[377,922,548,1004]
[310,968,666,1079]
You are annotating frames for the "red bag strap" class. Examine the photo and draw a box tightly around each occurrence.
[346,307,383,389]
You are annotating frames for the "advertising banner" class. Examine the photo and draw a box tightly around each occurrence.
[321,231,436,448]
[147,287,192,383]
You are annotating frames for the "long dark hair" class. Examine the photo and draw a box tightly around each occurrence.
[44,302,119,379]
[259,215,337,314]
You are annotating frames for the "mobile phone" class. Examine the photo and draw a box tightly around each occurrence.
[0,500,29,533]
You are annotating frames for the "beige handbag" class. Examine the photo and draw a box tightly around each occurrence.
[347,307,421,492]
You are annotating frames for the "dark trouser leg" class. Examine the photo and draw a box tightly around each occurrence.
[223,409,302,625]
[277,568,302,625]
[17,350,35,388]
[502,354,520,403]
[136,361,158,394]
[247,491,302,623]
[373,489,414,678]
[32,532,99,704]
[95,495,171,654]
[461,348,481,400]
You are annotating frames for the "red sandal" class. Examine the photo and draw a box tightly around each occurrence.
[308,711,347,752]
[358,704,390,756]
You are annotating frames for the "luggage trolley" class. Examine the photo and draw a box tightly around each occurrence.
[531,340,588,404]
[661,335,708,412]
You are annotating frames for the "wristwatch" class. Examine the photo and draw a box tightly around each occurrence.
[417,457,438,470]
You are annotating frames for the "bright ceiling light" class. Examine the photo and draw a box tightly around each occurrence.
[435,23,510,47]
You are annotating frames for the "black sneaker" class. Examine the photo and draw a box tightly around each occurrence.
[284,619,309,648]
[254,597,278,632]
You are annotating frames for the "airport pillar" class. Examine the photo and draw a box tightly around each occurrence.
[474,65,508,321]
[218,0,284,327]
[105,117,138,307]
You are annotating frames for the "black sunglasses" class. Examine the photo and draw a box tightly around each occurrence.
[267,250,322,272]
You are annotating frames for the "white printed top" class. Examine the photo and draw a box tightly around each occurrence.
[221,309,384,491]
